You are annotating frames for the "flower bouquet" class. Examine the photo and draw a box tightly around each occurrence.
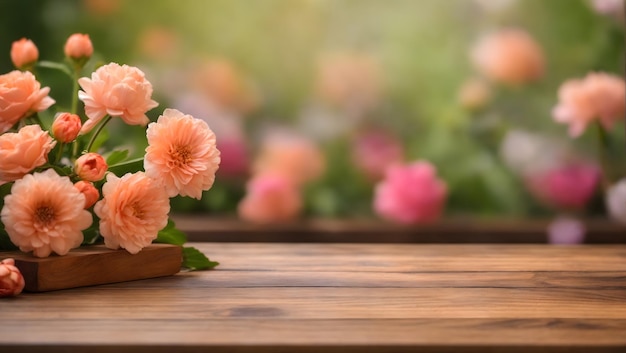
[0,34,220,296]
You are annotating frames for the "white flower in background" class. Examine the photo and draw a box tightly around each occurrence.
[499,130,567,176]
[606,178,626,225]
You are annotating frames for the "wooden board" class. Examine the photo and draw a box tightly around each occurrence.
[1,243,625,352]
[0,244,182,292]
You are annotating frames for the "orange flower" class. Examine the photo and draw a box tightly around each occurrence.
[10,38,38,70]
[0,259,25,297]
[74,181,100,208]
[52,112,82,143]
[253,133,325,186]
[238,174,302,224]
[64,33,94,62]
[471,28,545,86]
[0,70,55,133]
[0,124,56,185]
[78,63,158,134]
[144,108,221,199]
[95,172,170,254]
[552,72,625,137]
[75,152,108,181]
[0,169,92,257]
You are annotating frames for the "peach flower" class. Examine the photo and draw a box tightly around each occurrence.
[11,38,38,70]
[0,70,55,133]
[64,33,94,61]
[78,63,158,134]
[238,174,302,224]
[0,169,92,257]
[316,52,383,111]
[552,72,625,137]
[144,108,221,199]
[52,112,82,143]
[0,258,25,297]
[374,161,448,224]
[253,133,325,186]
[75,153,108,181]
[95,172,170,254]
[0,124,56,185]
[74,181,100,208]
[458,77,492,110]
[471,28,545,86]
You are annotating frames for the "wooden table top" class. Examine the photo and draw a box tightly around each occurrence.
[1,242,626,352]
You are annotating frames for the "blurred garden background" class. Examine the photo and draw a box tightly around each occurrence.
[1,0,624,226]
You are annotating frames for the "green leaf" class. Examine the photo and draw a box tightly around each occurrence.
[107,157,144,176]
[155,220,187,246]
[182,247,219,271]
[105,150,129,166]
[36,60,73,78]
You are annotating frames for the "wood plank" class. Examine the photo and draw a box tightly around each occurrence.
[1,319,625,352]
[192,243,626,272]
[2,287,625,319]
[0,244,182,292]
[172,216,626,243]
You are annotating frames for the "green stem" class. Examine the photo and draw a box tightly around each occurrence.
[596,121,613,190]
[71,69,80,114]
[55,142,65,164]
[86,115,112,152]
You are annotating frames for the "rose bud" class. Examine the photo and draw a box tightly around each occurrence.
[52,113,82,143]
[0,258,25,297]
[74,180,100,208]
[64,33,94,67]
[10,38,39,70]
[75,153,108,181]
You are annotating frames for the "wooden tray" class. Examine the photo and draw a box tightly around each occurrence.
[0,244,182,292]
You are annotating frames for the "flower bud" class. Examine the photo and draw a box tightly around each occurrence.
[52,113,82,143]
[0,258,25,297]
[64,33,94,67]
[75,153,108,181]
[11,38,39,70]
[74,180,100,208]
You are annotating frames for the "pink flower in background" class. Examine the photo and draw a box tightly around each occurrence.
[552,72,625,137]
[254,133,325,186]
[0,259,25,297]
[606,178,626,225]
[0,124,56,185]
[10,38,38,70]
[525,161,600,210]
[589,0,625,22]
[64,33,94,61]
[238,174,302,224]
[1,169,92,257]
[74,181,100,208]
[95,172,170,254]
[0,70,55,133]
[374,161,447,224]
[471,28,545,86]
[145,109,221,199]
[75,153,108,182]
[351,129,404,181]
[216,136,249,178]
[78,63,158,134]
[547,216,586,244]
[52,112,82,143]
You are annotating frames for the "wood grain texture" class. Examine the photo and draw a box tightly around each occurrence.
[1,243,625,353]
[172,216,626,243]
[0,244,182,291]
